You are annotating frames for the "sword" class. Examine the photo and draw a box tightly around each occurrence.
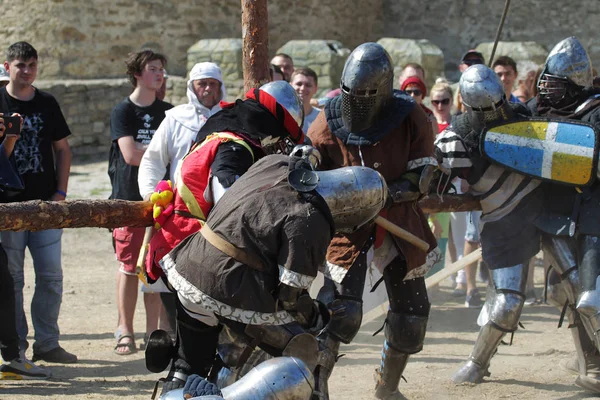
[488,0,511,67]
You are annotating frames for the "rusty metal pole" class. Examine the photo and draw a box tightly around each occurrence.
[241,0,270,92]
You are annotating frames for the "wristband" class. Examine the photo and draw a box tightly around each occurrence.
[56,190,67,197]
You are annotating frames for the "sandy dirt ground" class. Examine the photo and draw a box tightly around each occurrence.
[1,157,596,400]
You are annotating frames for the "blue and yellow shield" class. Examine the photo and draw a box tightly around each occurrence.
[482,119,598,186]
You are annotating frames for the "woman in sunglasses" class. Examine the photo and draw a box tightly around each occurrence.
[401,76,437,139]
[430,79,454,133]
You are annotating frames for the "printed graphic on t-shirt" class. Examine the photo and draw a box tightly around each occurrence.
[137,114,155,144]
[14,113,44,174]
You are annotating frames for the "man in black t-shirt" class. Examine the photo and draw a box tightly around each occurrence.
[108,49,173,356]
[0,114,51,379]
[0,42,75,364]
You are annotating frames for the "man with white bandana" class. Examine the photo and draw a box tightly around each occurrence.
[138,62,225,200]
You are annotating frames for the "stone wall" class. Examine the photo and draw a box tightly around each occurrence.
[0,0,382,80]
[3,0,599,83]
[377,38,444,89]
[379,0,600,82]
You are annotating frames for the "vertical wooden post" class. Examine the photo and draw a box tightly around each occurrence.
[241,0,270,92]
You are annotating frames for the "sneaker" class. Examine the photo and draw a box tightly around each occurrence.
[1,357,51,380]
[452,287,467,297]
[465,289,483,308]
[32,346,77,364]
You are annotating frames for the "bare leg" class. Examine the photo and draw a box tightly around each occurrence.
[464,240,480,294]
[447,222,457,263]
[144,292,162,337]
[116,271,138,353]
[158,300,171,332]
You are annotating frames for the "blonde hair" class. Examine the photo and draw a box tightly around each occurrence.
[430,78,453,99]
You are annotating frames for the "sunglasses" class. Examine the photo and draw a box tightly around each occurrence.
[462,59,484,67]
[405,89,423,97]
[431,98,451,106]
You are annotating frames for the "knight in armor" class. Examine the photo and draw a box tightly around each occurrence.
[433,64,547,384]
[144,81,307,395]
[528,36,600,393]
[157,151,388,400]
[307,42,439,399]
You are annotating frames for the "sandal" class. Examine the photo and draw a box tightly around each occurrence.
[114,334,137,356]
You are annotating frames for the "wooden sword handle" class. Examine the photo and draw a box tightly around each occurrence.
[374,216,430,252]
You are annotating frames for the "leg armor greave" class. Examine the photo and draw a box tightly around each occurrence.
[452,263,528,384]
[374,311,427,399]
[567,306,600,393]
[541,234,600,393]
[576,235,600,352]
[313,291,362,399]
[542,234,580,308]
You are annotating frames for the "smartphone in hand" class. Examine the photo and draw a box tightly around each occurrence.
[3,115,21,137]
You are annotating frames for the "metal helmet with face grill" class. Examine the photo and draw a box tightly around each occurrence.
[538,37,593,107]
[340,42,394,133]
[460,64,513,130]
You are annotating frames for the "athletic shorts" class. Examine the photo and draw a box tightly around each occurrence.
[113,226,146,275]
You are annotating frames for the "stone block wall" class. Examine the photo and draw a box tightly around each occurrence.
[475,41,548,67]
[5,0,599,85]
[377,38,445,89]
[276,40,351,97]
[0,0,382,80]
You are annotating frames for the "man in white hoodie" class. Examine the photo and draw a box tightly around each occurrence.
[136,62,225,346]
[138,62,226,200]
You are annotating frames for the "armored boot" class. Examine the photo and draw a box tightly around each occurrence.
[372,311,427,398]
[312,333,340,400]
[452,323,506,384]
[374,341,409,400]
[160,359,192,396]
[570,311,600,393]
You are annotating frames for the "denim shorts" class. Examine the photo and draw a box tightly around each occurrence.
[465,211,482,243]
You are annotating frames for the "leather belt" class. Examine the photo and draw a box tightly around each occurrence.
[200,224,265,272]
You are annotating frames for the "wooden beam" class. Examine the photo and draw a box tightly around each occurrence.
[241,0,270,92]
[0,194,481,232]
[419,194,481,214]
[0,199,153,231]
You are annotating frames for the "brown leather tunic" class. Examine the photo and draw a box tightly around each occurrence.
[308,105,438,282]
